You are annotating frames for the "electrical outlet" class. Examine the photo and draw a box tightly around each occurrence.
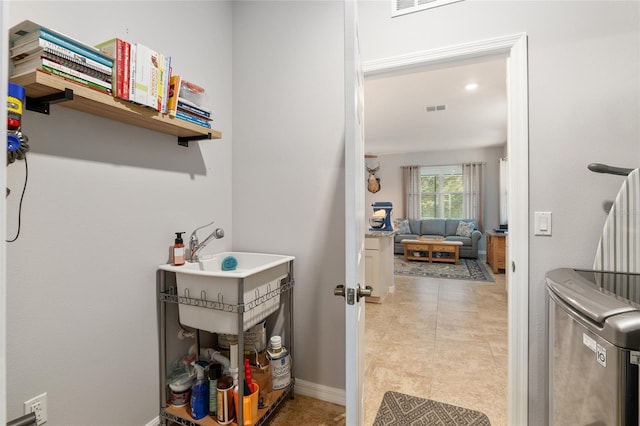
[24,392,47,425]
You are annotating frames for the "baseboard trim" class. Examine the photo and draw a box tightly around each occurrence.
[145,417,160,426]
[294,378,346,406]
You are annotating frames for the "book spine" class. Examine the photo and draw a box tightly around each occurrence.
[122,41,130,100]
[129,44,136,101]
[115,39,123,98]
[39,28,113,68]
[40,67,111,94]
[162,57,171,114]
[176,111,212,128]
[177,100,211,118]
[12,51,111,81]
[38,39,112,75]
[42,58,111,90]
[156,52,164,112]
[148,48,159,110]
[133,43,149,106]
[167,75,180,117]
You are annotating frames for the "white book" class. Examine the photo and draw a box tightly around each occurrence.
[133,43,149,106]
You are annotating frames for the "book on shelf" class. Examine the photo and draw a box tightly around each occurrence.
[11,50,111,81]
[40,59,111,91]
[132,42,150,107]
[157,54,172,113]
[10,38,112,76]
[166,75,181,117]
[38,68,112,95]
[177,98,212,120]
[95,37,131,100]
[148,49,159,110]
[9,20,113,68]
[129,43,136,101]
[175,111,212,128]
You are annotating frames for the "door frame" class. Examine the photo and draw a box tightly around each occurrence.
[1,1,9,423]
[362,33,529,426]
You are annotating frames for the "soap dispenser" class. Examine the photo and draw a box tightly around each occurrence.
[173,232,185,266]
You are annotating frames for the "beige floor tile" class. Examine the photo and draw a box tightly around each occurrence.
[271,259,508,426]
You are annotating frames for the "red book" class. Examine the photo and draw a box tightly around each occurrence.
[95,37,131,99]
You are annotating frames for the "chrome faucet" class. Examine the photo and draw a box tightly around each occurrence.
[189,221,225,262]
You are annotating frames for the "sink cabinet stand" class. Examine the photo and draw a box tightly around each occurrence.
[157,260,295,426]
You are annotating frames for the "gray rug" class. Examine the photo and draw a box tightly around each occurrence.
[394,255,493,282]
[374,391,491,426]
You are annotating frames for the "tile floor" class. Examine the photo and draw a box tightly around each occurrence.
[272,259,508,425]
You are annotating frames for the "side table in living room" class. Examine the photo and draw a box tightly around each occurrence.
[486,230,507,274]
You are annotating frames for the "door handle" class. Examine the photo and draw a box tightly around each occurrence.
[357,285,373,301]
[334,284,345,297]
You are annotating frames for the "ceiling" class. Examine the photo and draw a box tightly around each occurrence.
[363,55,508,156]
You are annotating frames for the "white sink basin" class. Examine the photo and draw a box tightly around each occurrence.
[159,252,294,333]
[159,251,294,278]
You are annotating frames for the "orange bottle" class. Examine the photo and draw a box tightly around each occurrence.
[173,232,185,266]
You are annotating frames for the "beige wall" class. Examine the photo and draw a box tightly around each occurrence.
[5,2,233,424]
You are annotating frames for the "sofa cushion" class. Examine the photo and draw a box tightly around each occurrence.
[456,221,475,237]
[393,218,411,234]
[445,220,460,236]
[421,219,445,236]
[408,219,422,234]
[445,235,471,246]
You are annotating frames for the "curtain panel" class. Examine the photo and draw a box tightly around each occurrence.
[462,162,484,231]
[402,166,421,220]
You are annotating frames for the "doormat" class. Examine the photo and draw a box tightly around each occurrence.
[374,391,491,426]
[394,255,494,282]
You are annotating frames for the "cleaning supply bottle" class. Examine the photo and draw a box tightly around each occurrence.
[208,362,222,418]
[173,232,185,266]
[190,361,209,420]
[267,335,291,390]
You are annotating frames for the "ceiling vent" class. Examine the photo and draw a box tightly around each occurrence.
[425,105,447,112]
[392,0,465,17]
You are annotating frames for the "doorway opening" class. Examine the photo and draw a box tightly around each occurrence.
[361,33,529,425]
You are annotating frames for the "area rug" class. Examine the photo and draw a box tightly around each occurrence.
[374,391,491,426]
[394,255,494,282]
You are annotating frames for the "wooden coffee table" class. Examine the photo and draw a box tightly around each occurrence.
[401,238,463,264]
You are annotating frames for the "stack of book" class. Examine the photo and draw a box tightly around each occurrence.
[9,20,114,95]
[166,76,213,129]
[95,38,172,112]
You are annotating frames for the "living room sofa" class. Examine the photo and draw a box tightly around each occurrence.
[393,218,482,259]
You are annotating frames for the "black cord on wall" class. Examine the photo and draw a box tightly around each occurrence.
[6,156,28,242]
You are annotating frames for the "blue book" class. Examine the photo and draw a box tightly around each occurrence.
[9,20,113,68]
[176,111,212,128]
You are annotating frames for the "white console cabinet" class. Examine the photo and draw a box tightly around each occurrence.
[364,232,395,303]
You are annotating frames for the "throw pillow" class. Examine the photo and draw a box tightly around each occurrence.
[456,221,475,237]
[393,218,411,234]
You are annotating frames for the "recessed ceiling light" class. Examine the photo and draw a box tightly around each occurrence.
[465,82,479,91]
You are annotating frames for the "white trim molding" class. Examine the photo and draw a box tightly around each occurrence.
[363,33,530,426]
[294,378,346,406]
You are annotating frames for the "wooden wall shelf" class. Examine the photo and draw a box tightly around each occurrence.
[10,70,221,145]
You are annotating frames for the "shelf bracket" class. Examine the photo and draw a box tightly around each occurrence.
[26,88,74,115]
[177,132,212,147]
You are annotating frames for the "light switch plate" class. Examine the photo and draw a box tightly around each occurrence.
[535,211,552,236]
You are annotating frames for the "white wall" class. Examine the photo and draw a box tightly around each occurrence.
[232,1,347,391]
[5,2,233,424]
[365,146,504,250]
[358,1,640,424]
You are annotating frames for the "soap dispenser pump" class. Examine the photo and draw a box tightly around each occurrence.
[190,361,209,420]
[173,232,185,266]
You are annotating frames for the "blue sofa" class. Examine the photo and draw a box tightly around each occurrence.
[393,218,482,259]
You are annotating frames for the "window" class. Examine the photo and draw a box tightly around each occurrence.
[420,165,463,219]
[392,0,465,18]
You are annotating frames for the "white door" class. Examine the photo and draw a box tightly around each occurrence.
[343,0,367,424]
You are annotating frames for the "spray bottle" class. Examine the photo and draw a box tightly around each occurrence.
[190,361,209,420]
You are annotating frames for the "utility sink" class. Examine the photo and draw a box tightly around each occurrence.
[159,252,294,333]
[159,251,294,278]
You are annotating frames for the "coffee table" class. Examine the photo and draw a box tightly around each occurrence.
[401,238,463,264]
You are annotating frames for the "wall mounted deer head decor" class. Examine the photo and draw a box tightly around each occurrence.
[367,162,381,193]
